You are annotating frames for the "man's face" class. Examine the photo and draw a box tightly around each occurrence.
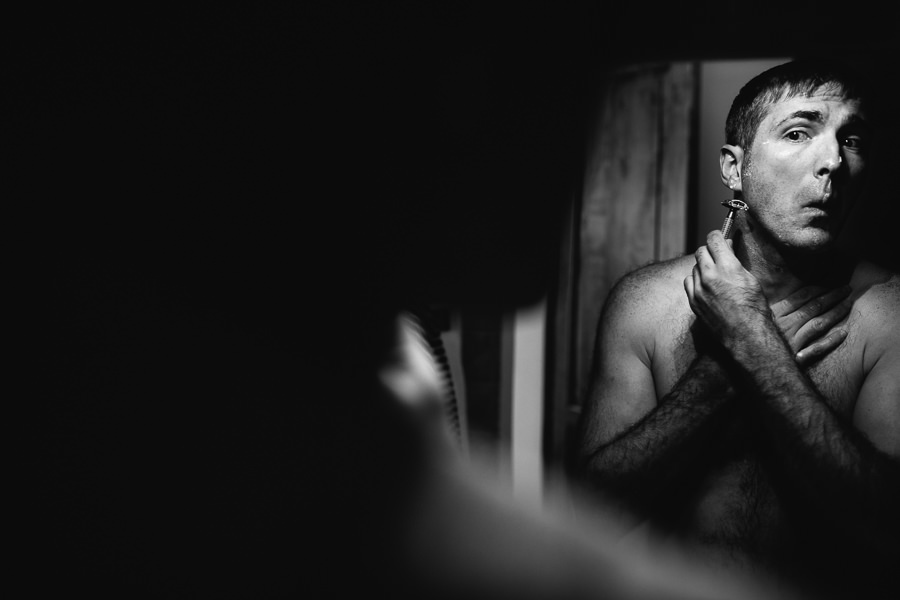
[741,87,869,252]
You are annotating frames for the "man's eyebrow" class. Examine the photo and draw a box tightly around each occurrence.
[773,110,869,131]
[775,110,824,128]
[842,113,869,130]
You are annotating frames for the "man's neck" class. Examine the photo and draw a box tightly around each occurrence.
[733,230,849,302]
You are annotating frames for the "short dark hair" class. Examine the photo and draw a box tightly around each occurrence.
[725,59,869,149]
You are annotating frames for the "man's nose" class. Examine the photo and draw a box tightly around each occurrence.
[816,136,842,176]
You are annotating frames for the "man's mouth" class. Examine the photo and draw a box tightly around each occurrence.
[802,197,840,221]
[804,206,832,220]
[805,181,840,212]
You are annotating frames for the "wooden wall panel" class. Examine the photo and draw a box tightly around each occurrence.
[549,62,696,467]
[658,63,695,260]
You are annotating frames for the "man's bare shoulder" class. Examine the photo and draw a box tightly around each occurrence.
[851,261,900,319]
[851,260,900,302]
[606,255,695,314]
[850,260,900,345]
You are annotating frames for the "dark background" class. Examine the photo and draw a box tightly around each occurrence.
[14,4,899,296]
[14,4,898,596]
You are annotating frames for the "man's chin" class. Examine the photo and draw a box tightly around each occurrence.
[787,229,840,254]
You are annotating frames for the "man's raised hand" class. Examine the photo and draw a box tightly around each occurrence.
[770,284,852,367]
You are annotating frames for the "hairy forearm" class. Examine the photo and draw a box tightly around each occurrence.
[729,321,900,545]
[580,355,735,511]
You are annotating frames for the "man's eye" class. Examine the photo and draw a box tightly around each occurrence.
[785,130,811,142]
[842,136,864,151]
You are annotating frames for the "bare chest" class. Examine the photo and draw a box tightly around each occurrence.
[646,309,868,562]
[652,311,866,419]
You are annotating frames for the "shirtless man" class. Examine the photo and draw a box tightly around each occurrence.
[576,59,900,599]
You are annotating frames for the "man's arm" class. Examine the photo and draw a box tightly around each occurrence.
[747,319,900,548]
[577,266,740,519]
[686,231,900,549]
[578,262,852,521]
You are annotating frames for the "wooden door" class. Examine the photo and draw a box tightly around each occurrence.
[546,61,697,474]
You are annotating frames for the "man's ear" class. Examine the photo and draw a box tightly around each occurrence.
[720,144,744,192]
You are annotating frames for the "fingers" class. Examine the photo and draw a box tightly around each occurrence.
[810,285,852,319]
[705,230,739,265]
[684,267,701,303]
[796,328,848,367]
[776,285,852,346]
[771,285,828,318]
[694,246,714,274]
[791,293,853,351]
